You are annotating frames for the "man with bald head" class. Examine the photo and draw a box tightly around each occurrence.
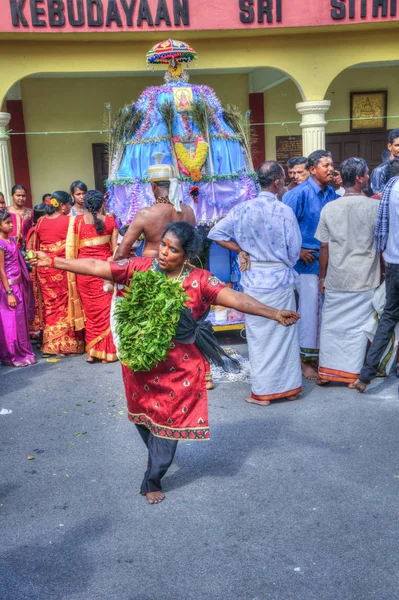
[208,161,302,406]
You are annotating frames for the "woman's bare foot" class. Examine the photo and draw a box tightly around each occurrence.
[145,491,165,504]
[301,362,319,381]
[352,379,368,393]
[86,356,95,363]
[245,396,270,406]
[316,378,330,386]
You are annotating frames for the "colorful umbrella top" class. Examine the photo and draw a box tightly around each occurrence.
[146,39,197,65]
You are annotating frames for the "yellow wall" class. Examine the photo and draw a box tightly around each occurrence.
[263,65,399,160]
[21,73,248,203]
[325,66,399,134]
[263,79,302,160]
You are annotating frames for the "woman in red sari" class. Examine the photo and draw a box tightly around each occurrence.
[34,191,84,356]
[30,222,299,504]
[68,190,118,363]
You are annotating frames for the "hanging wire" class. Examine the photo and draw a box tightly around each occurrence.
[0,115,397,137]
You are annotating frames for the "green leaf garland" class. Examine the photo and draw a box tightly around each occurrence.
[114,269,189,372]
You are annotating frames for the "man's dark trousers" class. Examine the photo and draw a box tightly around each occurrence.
[360,263,399,383]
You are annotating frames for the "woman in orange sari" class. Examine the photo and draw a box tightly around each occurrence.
[34,191,84,356]
[69,190,118,363]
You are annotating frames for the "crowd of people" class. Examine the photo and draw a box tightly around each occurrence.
[0,181,119,366]
[212,129,399,398]
[1,129,399,502]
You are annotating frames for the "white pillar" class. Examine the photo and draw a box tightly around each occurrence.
[0,112,12,202]
[296,100,331,156]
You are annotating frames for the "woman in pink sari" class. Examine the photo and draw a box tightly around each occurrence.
[0,210,36,367]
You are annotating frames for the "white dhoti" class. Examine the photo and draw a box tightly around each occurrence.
[318,289,375,383]
[243,284,302,401]
[294,273,323,362]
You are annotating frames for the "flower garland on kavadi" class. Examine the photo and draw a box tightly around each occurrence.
[173,134,209,182]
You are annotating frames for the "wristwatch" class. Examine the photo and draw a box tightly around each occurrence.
[6,289,13,295]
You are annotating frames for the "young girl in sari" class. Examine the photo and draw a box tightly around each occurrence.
[8,184,33,245]
[0,210,36,367]
[68,190,118,363]
[34,191,84,356]
[70,180,87,216]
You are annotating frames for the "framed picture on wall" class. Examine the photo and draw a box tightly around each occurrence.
[350,91,387,132]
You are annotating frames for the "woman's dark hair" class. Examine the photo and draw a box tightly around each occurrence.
[162,222,202,260]
[84,190,105,235]
[44,190,72,216]
[33,203,47,223]
[70,180,88,195]
[0,210,11,224]
[11,184,27,196]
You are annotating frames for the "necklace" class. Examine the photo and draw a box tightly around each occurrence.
[166,261,188,281]
[155,196,172,205]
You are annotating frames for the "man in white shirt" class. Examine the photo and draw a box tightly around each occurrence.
[208,161,302,406]
[354,169,399,391]
[315,157,380,386]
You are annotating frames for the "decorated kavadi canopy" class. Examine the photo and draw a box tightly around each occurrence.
[106,39,258,226]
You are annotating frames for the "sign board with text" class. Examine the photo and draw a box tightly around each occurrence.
[276,135,303,164]
[2,0,399,33]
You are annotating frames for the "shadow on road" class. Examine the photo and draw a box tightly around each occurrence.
[1,516,111,600]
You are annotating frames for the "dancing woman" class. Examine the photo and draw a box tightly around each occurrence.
[29,222,299,504]
[33,191,84,356]
[68,190,118,363]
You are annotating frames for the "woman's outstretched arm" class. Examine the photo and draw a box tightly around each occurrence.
[215,287,299,327]
[30,251,113,281]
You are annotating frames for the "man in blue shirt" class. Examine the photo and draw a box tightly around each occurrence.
[284,149,339,381]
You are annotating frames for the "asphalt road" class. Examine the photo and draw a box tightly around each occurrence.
[1,335,399,600]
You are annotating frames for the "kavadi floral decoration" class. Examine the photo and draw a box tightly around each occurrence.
[173,135,209,182]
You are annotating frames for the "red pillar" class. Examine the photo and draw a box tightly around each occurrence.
[6,100,32,207]
[249,92,266,169]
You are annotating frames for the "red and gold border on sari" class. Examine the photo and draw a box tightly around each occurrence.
[65,216,85,331]
[86,326,118,362]
[129,413,211,441]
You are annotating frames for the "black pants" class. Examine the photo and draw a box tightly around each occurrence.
[360,262,399,383]
[135,425,178,494]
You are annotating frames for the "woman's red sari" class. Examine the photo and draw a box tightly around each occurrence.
[110,258,225,441]
[73,214,118,362]
[35,215,84,355]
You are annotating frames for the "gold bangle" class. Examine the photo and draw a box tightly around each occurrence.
[276,310,283,323]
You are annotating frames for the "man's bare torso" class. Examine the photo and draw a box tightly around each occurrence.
[142,204,195,257]
[114,201,196,260]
